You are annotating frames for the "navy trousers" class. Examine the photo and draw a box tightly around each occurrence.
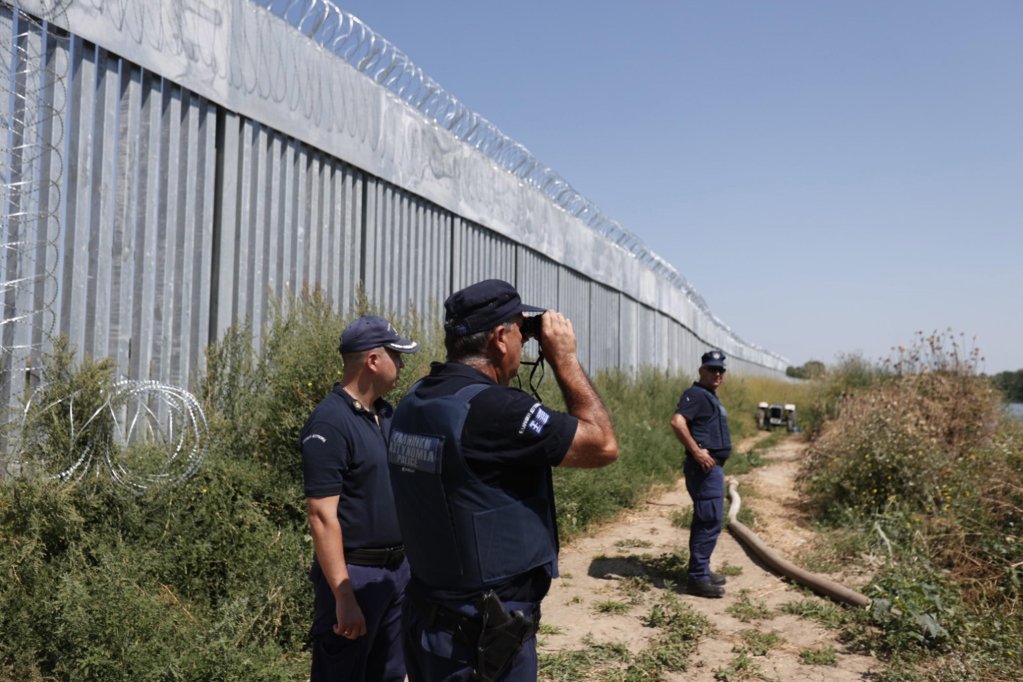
[684,459,724,582]
[402,597,539,682]
[310,559,410,682]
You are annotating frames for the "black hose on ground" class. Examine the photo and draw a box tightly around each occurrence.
[726,477,870,608]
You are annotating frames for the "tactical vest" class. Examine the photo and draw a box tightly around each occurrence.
[388,382,558,594]
[687,383,732,455]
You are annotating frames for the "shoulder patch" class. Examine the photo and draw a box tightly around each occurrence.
[518,402,552,436]
[302,433,327,445]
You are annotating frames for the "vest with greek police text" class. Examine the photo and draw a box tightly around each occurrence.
[387,382,558,594]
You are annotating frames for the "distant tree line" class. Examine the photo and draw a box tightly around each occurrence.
[786,360,826,380]
[989,370,1023,402]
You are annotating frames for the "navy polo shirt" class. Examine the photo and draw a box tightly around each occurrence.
[300,384,402,550]
[675,382,732,457]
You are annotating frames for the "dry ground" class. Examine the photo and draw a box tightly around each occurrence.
[538,434,881,681]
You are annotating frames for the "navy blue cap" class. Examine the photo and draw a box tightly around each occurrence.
[340,316,419,354]
[444,279,545,336]
[701,350,726,369]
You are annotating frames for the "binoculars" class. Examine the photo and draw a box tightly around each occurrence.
[520,313,544,341]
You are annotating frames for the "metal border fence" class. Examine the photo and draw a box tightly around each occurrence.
[2,0,789,430]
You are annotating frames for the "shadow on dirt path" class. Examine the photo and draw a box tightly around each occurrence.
[538,434,880,681]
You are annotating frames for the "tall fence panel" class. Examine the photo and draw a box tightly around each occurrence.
[214,112,366,341]
[557,269,592,372]
[452,218,518,295]
[515,249,560,313]
[364,183,452,321]
[38,32,216,389]
[588,283,620,373]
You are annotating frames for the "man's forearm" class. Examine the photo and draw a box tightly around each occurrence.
[670,414,699,454]
[552,355,612,433]
[307,504,351,598]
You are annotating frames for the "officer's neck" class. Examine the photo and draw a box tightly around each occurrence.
[457,358,504,385]
[340,378,379,412]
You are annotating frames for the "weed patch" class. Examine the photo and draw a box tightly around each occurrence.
[779,598,847,629]
[670,508,692,528]
[712,652,762,681]
[594,600,630,615]
[725,589,773,623]
[799,645,837,665]
[735,629,783,656]
[716,561,743,577]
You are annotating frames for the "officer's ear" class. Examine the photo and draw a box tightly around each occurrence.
[363,348,384,372]
[491,322,515,356]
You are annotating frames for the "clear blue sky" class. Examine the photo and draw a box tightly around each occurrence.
[335,1,1023,373]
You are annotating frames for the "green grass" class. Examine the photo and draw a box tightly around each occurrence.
[715,562,743,577]
[594,600,630,615]
[713,652,762,681]
[799,646,838,666]
[736,629,784,656]
[539,636,630,681]
[617,575,654,604]
[725,589,773,623]
[779,598,847,629]
[540,573,713,680]
[670,508,693,528]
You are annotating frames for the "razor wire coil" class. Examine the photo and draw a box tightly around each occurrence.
[2,0,67,423]
[10,378,208,493]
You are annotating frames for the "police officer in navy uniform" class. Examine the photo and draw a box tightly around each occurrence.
[670,349,732,598]
[388,279,618,682]
[300,315,419,682]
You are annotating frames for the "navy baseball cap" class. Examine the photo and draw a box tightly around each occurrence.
[701,350,726,369]
[340,316,419,354]
[444,279,545,337]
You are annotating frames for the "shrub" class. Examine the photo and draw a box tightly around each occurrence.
[13,337,117,482]
[798,331,1023,679]
[801,347,1002,522]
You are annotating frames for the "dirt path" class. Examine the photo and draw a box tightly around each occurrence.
[538,434,880,681]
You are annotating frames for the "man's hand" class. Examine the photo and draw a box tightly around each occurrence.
[537,311,578,370]
[692,446,717,473]
[670,413,716,471]
[539,310,619,468]
[333,582,367,639]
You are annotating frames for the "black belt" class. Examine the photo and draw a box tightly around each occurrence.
[408,586,541,641]
[345,545,405,567]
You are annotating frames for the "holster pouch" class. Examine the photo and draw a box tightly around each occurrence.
[470,590,538,682]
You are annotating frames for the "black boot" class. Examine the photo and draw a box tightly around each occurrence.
[686,579,725,598]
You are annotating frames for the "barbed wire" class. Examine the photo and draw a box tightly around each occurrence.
[8,378,208,493]
[1,1,66,370]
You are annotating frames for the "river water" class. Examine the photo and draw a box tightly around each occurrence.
[1009,403,1023,419]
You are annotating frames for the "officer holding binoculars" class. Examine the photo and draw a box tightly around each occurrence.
[388,278,619,681]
